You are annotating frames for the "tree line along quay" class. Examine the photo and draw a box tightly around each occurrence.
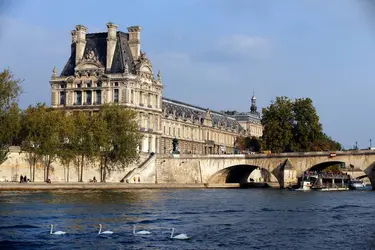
[0,67,343,185]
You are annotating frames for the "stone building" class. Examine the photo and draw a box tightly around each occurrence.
[223,95,263,138]
[50,23,262,154]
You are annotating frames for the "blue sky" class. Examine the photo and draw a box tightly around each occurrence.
[1,0,375,149]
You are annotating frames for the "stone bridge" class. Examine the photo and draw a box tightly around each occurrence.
[153,150,375,189]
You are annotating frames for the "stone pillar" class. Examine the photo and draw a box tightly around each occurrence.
[75,25,87,65]
[106,22,118,71]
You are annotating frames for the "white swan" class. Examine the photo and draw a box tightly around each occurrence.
[133,225,151,235]
[50,224,66,235]
[170,228,190,240]
[98,224,113,235]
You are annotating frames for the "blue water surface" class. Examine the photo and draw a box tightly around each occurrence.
[0,189,375,250]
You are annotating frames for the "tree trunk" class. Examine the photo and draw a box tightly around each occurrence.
[100,157,103,182]
[80,154,84,182]
[67,163,70,182]
[102,157,107,183]
[32,162,35,182]
[46,157,51,182]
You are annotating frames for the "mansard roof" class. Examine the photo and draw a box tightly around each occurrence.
[60,32,134,77]
[223,110,261,124]
[162,97,245,132]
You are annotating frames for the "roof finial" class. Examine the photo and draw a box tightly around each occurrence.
[157,70,162,81]
[52,66,57,78]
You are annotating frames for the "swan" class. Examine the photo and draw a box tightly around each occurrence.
[133,225,151,235]
[50,224,66,235]
[98,224,113,235]
[170,228,190,240]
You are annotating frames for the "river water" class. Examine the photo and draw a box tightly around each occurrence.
[0,189,375,250]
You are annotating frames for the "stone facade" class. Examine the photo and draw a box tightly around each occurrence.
[50,23,263,155]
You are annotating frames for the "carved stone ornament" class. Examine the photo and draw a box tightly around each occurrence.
[52,66,57,78]
[85,49,99,62]
[75,71,80,78]
[67,92,72,105]
[124,60,129,74]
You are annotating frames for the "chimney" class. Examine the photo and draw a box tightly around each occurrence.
[127,26,142,60]
[71,30,77,61]
[106,22,118,71]
[75,25,87,65]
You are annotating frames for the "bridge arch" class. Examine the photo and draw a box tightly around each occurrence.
[208,164,280,188]
[308,161,346,172]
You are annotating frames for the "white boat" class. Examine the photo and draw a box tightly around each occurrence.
[348,179,368,190]
[295,181,312,191]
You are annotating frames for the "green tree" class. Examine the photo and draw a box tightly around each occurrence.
[248,136,262,152]
[262,96,341,153]
[21,104,62,181]
[261,96,294,153]
[57,112,76,182]
[292,98,322,151]
[97,104,142,182]
[0,69,22,164]
[70,112,96,182]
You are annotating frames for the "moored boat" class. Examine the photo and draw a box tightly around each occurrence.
[348,179,368,190]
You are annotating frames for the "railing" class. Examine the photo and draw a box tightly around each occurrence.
[121,153,156,182]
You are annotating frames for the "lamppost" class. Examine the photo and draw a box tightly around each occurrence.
[370,139,372,149]
[355,141,358,150]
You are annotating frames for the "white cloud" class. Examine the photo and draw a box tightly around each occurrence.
[216,35,272,59]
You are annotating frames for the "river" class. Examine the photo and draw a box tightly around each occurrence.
[0,189,375,250]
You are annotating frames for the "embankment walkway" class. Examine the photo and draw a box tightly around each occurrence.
[0,182,240,191]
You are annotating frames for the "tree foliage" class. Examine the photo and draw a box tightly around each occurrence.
[262,96,341,153]
[0,69,22,164]
[21,103,62,181]
[261,97,294,153]
[236,136,262,152]
[97,104,143,182]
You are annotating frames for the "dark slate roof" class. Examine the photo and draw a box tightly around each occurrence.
[223,110,261,124]
[162,97,244,132]
[60,31,134,77]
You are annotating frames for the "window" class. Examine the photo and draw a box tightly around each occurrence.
[178,128,180,137]
[96,90,101,104]
[173,128,175,136]
[75,91,82,105]
[114,89,119,103]
[86,91,92,104]
[148,93,151,105]
[77,84,81,88]
[131,90,134,103]
[60,84,66,89]
[60,91,65,105]
[97,82,102,87]
[114,82,119,87]
[87,83,91,88]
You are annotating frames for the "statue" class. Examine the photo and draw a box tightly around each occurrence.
[157,70,162,81]
[172,138,180,154]
[124,60,129,74]
[52,66,57,78]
